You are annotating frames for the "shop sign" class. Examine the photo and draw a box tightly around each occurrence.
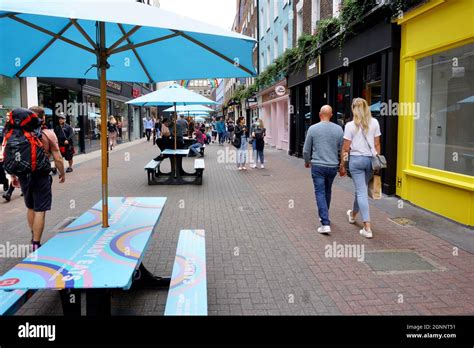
[307,56,321,79]
[107,80,122,93]
[275,85,286,96]
[247,97,257,103]
[132,88,141,98]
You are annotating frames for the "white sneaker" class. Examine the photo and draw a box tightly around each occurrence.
[347,210,356,224]
[238,167,242,171]
[252,164,257,168]
[317,225,331,234]
[242,166,247,170]
[359,228,373,239]
[260,164,265,169]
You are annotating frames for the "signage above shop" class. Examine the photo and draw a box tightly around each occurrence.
[275,85,286,96]
[307,55,321,79]
[132,88,141,98]
[106,80,122,93]
[247,97,257,103]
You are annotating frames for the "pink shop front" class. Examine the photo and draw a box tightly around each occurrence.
[257,79,290,152]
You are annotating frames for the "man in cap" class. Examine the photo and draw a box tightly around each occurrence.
[54,112,75,173]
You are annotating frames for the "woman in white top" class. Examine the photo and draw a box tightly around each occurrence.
[339,98,381,239]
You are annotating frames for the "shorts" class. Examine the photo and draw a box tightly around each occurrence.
[19,173,53,212]
[60,145,75,161]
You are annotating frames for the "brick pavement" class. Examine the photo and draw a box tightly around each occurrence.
[0,140,473,315]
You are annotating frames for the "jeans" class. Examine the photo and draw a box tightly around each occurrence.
[252,140,264,164]
[145,128,152,141]
[218,132,225,144]
[237,149,247,166]
[311,165,338,226]
[188,143,202,156]
[349,156,373,222]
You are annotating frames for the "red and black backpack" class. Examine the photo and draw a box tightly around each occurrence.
[3,108,51,176]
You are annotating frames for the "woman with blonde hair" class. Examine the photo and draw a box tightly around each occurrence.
[107,115,118,150]
[339,98,381,239]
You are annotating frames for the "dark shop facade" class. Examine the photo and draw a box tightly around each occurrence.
[37,78,154,154]
[288,12,401,195]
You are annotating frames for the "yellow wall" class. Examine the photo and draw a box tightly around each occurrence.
[397,0,474,226]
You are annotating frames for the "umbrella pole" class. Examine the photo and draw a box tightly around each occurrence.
[99,21,109,228]
[174,102,177,150]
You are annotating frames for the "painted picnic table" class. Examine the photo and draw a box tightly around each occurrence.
[0,197,167,291]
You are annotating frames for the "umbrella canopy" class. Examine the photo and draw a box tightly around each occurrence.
[178,111,210,117]
[126,84,216,106]
[163,104,214,113]
[0,0,257,81]
[0,0,256,228]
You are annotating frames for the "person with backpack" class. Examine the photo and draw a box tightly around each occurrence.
[216,117,226,145]
[234,116,249,170]
[251,117,266,169]
[107,116,119,150]
[3,107,65,250]
[0,114,21,202]
[54,112,75,173]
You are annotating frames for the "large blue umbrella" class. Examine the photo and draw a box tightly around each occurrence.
[0,0,256,226]
[127,84,215,148]
[163,104,215,112]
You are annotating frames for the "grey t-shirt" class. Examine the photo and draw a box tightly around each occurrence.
[303,121,343,167]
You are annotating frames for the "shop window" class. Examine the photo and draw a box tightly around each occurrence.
[414,43,474,176]
[335,71,351,128]
[362,60,382,117]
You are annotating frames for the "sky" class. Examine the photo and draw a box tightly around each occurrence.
[159,0,237,30]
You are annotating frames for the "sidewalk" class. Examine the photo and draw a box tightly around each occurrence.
[0,140,473,315]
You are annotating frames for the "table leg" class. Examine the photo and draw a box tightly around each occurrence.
[132,263,171,289]
[59,289,81,316]
[86,289,111,316]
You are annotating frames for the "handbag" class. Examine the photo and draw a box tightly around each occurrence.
[361,131,387,171]
[232,135,241,149]
[368,174,382,199]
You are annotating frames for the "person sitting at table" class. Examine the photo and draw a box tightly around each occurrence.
[188,128,206,157]
[168,119,185,149]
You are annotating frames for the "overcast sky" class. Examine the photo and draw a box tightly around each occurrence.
[159,0,236,30]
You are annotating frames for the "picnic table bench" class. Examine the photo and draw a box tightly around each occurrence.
[0,197,208,316]
[144,149,205,185]
[164,229,207,316]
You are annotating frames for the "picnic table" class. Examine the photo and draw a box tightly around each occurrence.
[0,197,170,316]
[144,149,205,185]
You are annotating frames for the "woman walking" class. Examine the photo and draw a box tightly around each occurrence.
[251,117,266,169]
[234,116,249,170]
[107,116,119,150]
[339,98,382,239]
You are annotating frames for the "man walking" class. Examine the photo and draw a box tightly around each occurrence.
[5,107,65,250]
[144,115,154,141]
[303,105,343,234]
[216,117,225,145]
[54,112,75,173]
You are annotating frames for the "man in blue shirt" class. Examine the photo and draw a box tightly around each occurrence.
[215,117,226,145]
[303,105,343,234]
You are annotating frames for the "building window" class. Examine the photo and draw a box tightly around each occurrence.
[260,7,265,37]
[266,46,271,66]
[274,37,279,60]
[335,71,351,127]
[283,25,288,52]
[266,0,271,30]
[311,0,321,34]
[333,0,342,17]
[273,0,278,20]
[261,52,265,70]
[414,42,474,176]
[296,9,303,40]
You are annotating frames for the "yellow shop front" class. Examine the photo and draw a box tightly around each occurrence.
[396,0,474,226]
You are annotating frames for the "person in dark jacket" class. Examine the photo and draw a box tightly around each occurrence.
[54,112,75,172]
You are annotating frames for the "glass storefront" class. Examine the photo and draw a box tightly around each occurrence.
[85,94,102,151]
[414,42,474,176]
[335,71,351,127]
[0,76,21,130]
[111,100,128,143]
